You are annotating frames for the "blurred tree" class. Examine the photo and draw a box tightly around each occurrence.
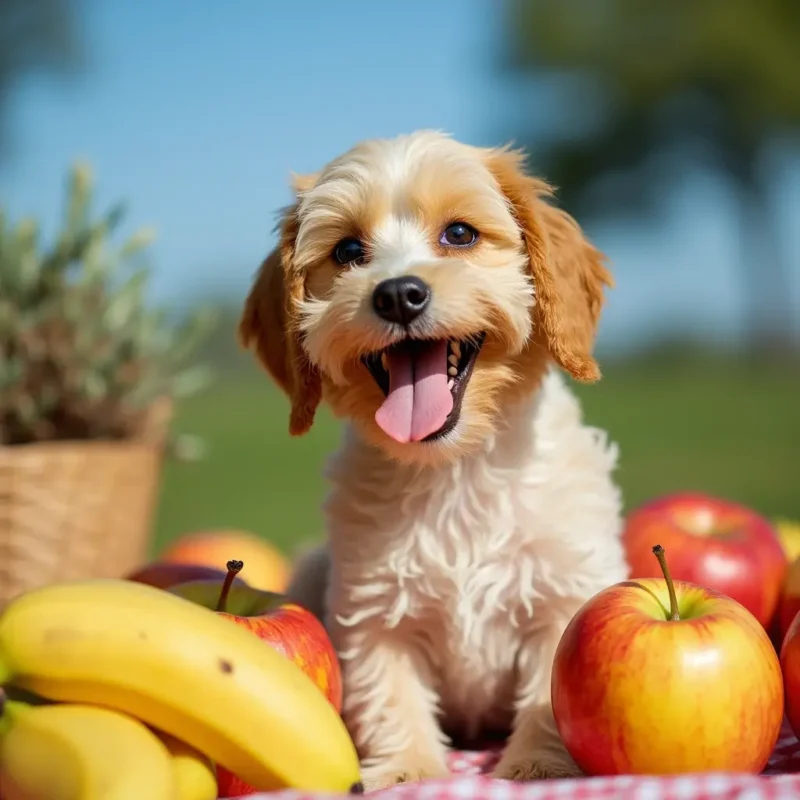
[502,0,800,354]
[0,0,82,154]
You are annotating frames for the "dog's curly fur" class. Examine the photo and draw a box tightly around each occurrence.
[239,131,629,790]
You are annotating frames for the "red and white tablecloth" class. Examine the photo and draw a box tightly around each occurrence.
[245,719,800,800]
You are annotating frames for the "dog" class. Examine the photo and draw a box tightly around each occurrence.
[239,130,628,790]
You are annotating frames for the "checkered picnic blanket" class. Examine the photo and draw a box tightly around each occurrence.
[244,719,800,800]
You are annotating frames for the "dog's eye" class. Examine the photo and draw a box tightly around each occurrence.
[333,238,366,266]
[441,222,478,247]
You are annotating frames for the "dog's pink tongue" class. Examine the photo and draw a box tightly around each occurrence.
[374,340,453,443]
[374,350,414,444]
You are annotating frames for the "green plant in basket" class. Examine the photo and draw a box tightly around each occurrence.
[0,162,216,450]
[0,163,218,605]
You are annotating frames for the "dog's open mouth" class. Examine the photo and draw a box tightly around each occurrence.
[361,333,486,444]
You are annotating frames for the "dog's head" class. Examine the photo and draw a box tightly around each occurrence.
[240,131,611,465]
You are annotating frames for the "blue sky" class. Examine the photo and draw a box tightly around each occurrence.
[2,0,799,353]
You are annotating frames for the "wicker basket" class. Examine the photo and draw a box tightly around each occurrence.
[0,401,171,610]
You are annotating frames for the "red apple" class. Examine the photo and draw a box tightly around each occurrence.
[125,561,235,590]
[169,561,343,799]
[780,605,800,739]
[552,544,784,776]
[775,556,800,649]
[159,530,290,593]
[772,520,800,647]
[623,492,786,629]
[169,561,341,709]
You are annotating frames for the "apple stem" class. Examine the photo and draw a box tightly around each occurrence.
[216,560,244,613]
[652,545,680,621]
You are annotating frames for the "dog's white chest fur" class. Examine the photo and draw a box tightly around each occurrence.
[322,370,627,740]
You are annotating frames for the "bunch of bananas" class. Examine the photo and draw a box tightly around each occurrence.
[0,579,362,800]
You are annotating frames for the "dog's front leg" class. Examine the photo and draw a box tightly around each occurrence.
[335,625,450,792]
[492,619,582,782]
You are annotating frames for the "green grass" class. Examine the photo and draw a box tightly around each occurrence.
[154,353,800,557]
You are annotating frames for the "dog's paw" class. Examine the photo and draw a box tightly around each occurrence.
[491,752,582,782]
[360,761,449,792]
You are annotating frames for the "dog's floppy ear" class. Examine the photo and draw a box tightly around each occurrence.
[486,147,612,382]
[238,197,322,436]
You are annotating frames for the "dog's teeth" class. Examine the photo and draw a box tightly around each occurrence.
[452,341,462,358]
[381,353,388,370]
[448,365,457,377]
[448,354,458,367]
[447,378,454,390]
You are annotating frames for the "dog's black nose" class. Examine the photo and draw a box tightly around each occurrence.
[372,276,431,325]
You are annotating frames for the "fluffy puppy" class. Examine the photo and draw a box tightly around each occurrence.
[239,131,628,790]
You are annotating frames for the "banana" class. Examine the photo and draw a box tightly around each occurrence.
[0,694,176,800]
[0,579,361,793]
[155,731,218,800]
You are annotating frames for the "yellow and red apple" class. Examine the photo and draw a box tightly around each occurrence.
[552,545,784,776]
[169,561,342,798]
[158,529,290,593]
[623,492,786,629]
